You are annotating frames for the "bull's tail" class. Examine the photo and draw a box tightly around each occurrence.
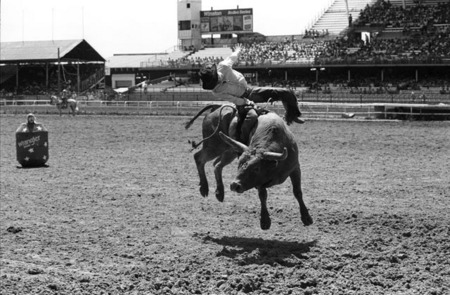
[185,104,222,130]
[188,104,237,151]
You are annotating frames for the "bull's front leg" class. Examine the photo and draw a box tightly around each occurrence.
[213,150,236,202]
[257,187,271,230]
[290,167,313,226]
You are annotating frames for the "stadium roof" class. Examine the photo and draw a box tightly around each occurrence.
[106,53,165,68]
[0,39,105,64]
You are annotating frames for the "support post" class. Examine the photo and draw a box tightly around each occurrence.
[57,48,61,94]
[77,62,81,93]
[16,63,20,93]
[45,63,49,89]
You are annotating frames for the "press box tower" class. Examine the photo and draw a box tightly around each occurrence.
[177,0,202,50]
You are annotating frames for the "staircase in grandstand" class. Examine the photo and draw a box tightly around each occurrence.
[310,0,377,35]
[80,68,105,93]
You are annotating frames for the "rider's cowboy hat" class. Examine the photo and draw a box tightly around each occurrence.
[199,63,218,90]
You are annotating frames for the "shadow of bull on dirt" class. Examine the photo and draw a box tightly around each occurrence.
[202,235,317,267]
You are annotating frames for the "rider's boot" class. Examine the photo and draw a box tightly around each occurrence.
[280,90,304,125]
[239,109,258,146]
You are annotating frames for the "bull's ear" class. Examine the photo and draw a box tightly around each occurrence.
[262,147,288,161]
[219,131,249,154]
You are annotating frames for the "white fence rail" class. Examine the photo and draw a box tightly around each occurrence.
[1,99,449,120]
[0,99,214,108]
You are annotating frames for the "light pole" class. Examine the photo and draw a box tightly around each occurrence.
[311,67,325,100]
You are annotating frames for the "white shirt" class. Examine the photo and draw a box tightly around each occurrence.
[211,49,250,106]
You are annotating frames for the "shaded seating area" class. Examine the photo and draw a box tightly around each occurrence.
[0,39,105,95]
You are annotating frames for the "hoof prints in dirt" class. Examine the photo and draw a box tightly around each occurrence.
[1,117,449,295]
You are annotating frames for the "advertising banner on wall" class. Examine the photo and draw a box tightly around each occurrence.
[200,8,253,34]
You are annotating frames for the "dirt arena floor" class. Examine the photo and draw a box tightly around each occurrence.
[1,113,449,295]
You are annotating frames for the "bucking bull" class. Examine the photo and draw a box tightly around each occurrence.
[185,104,313,230]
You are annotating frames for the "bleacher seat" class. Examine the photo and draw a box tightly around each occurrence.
[189,47,232,60]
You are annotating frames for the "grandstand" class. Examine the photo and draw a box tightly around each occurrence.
[0,40,105,96]
[311,0,377,35]
[1,0,449,114]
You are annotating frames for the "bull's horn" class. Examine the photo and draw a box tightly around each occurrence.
[219,132,249,154]
[262,147,288,161]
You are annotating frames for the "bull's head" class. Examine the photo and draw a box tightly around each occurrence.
[219,131,287,193]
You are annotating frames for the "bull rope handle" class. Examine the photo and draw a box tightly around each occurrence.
[189,104,237,152]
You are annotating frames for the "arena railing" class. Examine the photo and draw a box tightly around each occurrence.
[1,89,449,106]
[0,99,51,106]
[2,100,449,120]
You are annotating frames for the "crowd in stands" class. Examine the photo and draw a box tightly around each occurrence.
[317,34,449,64]
[157,0,450,95]
[355,0,450,32]
[1,64,103,96]
[303,29,330,39]
[171,40,323,68]
[239,41,319,65]
[173,33,448,69]
[167,2,449,68]
[198,1,449,65]
[167,56,224,68]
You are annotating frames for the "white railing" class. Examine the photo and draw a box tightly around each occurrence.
[0,99,51,106]
[0,99,225,108]
[2,100,449,119]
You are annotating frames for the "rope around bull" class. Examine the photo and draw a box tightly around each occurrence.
[188,104,237,152]
[186,99,276,152]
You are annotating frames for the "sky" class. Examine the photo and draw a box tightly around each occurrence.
[1,0,332,59]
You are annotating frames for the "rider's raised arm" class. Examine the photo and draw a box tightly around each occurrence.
[221,46,241,68]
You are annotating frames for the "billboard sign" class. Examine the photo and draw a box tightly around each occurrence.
[200,8,253,34]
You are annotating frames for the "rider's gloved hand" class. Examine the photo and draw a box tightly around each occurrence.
[245,100,255,107]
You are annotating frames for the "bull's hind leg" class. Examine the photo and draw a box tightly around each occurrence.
[194,148,219,197]
[257,187,271,230]
[213,150,236,202]
[290,167,313,226]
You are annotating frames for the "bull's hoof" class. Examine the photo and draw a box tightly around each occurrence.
[215,188,225,202]
[199,185,209,197]
[260,218,271,230]
[301,214,313,226]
